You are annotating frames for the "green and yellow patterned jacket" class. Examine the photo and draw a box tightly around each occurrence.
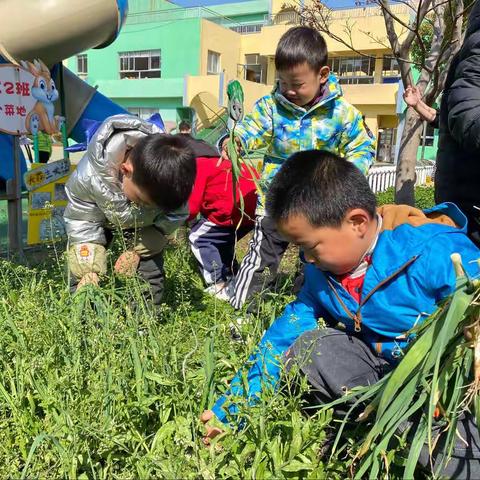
[234,74,376,212]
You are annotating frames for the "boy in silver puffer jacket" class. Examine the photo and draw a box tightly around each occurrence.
[64,114,197,305]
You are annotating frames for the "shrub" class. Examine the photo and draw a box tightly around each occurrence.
[376,186,435,209]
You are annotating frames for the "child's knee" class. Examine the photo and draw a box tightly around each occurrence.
[288,328,342,369]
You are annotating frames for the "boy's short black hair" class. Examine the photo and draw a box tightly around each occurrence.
[266,150,376,227]
[275,26,328,72]
[130,134,196,211]
[179,120,191,132]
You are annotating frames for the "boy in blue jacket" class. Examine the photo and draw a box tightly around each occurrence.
[201,150,480,440]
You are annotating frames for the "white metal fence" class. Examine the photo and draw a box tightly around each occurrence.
[368,165,435,193]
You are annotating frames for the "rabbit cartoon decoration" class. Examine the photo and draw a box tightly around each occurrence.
[21,59,60,135]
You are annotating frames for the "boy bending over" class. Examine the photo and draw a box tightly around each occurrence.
[64,114,196,305]
[202,150,480,440]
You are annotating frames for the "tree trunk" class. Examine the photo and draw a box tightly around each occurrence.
[394,108,424,206]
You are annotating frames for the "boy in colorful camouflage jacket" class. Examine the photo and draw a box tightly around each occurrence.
[227,26,376,310]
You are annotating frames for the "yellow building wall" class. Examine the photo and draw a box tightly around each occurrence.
[241,80,272,111]
[374,56,384,83]
[240,5,409,57]
[185,74,222,129]
[191,5,405,138]
[266,56,276,84]
[342,83,398,107]
[241,24,290,58]
[378,114,398,128]
[200,19,241,79]
[342,84,399,138]
[363,115,378,137]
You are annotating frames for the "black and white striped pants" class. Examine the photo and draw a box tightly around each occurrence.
[230,215,290,309]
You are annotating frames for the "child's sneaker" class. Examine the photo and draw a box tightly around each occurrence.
[204,281,233,302]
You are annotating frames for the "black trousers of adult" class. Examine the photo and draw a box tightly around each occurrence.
[230,215,290,310]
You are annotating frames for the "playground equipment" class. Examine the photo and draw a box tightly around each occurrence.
[0,0,130,252]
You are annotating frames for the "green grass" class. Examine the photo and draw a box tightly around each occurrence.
[376,185,435,209]
[0,186,437,477]
[0,238,339,478]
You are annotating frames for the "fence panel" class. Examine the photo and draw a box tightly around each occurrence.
[367,165,434,193]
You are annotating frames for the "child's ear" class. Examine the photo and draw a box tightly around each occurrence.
[346,208,371,236]
[319,66,330,84]
[120,158,134,177]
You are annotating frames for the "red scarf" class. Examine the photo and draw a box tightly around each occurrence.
[336,215,382,303]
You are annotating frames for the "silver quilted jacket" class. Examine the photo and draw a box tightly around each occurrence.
[64,114,188,245]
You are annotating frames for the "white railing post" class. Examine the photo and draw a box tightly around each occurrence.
[368,165,434,194]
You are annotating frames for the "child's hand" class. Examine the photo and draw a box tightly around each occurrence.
[114,250,141,277]
[77,272,100,289]
[200,410,224,445]
[221,137,241,161]
[221,138,230,161]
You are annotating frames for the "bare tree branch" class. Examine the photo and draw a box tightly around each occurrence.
[377,0,419,35]
[377,0,415,84]
[359,29,425,67]
[402,0,433,50]
[416,0,447,94]
[293,0,382,59]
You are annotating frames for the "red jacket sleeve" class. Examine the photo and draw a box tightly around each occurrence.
[188,157,212,221]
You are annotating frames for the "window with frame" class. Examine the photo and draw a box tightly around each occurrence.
[207,50,221,75]
[328,56,374,84]
[77,54,88,78]
[127,107,159,120]
[421,122,435,147]
[242,54,268,84]
[119,50,161,79]
[230,24,263,34]
[382,56,400,83]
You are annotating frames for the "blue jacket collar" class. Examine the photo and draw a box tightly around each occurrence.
[323,202,467,303]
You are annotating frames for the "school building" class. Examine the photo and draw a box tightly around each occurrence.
[65,0,438,164]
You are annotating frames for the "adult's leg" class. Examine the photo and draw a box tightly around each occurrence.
[230,215,289,310]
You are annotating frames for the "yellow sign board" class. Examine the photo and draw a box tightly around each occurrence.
[27,162,75,245]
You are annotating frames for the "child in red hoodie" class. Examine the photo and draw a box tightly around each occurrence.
[188,155,259,299]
